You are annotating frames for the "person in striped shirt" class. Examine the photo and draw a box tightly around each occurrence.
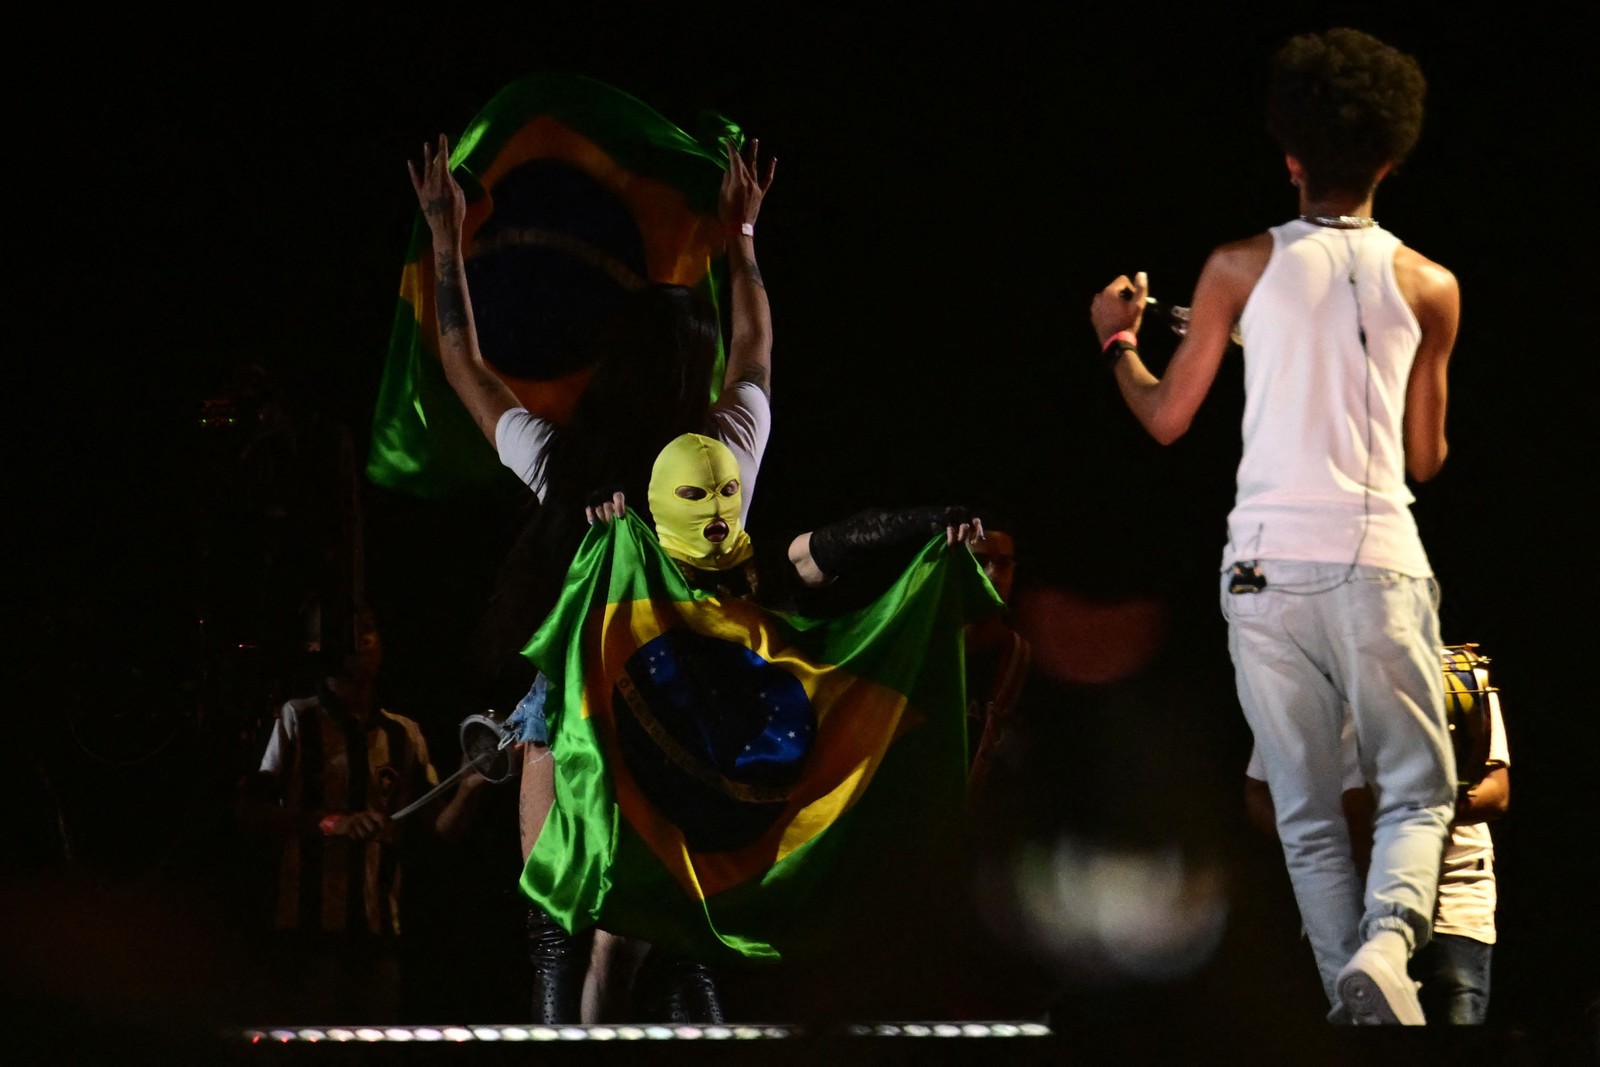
[239,607,486,1021]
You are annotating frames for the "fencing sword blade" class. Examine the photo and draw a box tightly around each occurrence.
[389,758,475,821]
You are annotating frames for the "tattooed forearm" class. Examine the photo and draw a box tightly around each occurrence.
[735,254,766,290]
[436,284,468,335]
[435,254,468,335]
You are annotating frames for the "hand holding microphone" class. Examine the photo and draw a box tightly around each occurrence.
[1090,271,1149,345]
[1112,277,1244,347]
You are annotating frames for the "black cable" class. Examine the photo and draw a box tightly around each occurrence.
[1265,226,1376,597]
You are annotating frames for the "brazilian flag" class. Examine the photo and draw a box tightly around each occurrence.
[521,513,1001,962]
[367,74,741,499]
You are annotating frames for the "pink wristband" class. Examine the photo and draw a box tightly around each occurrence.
[1101,329,1138,352]
[318,814,341,837]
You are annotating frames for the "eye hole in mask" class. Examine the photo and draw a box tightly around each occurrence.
[720,479,739,497]
[675,485,708,500]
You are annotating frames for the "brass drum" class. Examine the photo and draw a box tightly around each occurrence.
[1442,643,1495,788]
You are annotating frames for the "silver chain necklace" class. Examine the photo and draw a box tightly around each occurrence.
[1300,214,1378,229]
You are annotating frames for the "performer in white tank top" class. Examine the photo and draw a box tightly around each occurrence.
[1087,29,1463,1026]
[1229,220,1428,576]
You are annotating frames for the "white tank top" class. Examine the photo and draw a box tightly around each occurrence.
[1223,219,1431,576]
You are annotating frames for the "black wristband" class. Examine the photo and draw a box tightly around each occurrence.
[1105,338,1137,369]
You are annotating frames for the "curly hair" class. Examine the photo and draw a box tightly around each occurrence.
[1266,28,1427,199]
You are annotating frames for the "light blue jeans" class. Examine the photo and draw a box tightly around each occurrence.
[1221,560,1456,1007]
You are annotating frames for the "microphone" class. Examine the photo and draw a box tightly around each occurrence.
[1119,288,1242,346]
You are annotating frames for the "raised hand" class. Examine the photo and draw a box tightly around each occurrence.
[407,133,465,245]
[718,136,776,232]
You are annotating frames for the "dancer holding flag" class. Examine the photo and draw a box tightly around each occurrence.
[530,435,993,1010]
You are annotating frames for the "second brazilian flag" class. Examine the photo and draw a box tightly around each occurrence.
[367,74,741,499]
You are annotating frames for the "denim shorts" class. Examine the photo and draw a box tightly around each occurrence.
[504,672,550,745]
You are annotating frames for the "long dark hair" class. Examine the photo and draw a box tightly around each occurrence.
[472,284,720,702]
[533,284,720,516]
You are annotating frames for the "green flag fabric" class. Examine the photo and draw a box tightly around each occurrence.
[520,513,1001,963]
[367,74,741,499]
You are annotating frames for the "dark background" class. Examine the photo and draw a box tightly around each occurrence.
[8,0,1596,1057]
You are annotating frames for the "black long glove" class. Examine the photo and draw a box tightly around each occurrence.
[808,505,971,578]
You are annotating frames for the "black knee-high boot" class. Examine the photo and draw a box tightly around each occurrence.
[527,906,592,1024]
[638,948,725,1024]
[667,957,726,1024]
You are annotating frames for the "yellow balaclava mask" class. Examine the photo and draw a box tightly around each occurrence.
[647,433,754,571]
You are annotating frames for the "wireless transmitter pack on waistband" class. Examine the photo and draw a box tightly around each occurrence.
[1229,561,1267,594]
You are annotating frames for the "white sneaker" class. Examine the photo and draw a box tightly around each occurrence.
[1335,941,1426,1025]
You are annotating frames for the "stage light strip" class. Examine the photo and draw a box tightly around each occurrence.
[243,1022,1052,1044]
